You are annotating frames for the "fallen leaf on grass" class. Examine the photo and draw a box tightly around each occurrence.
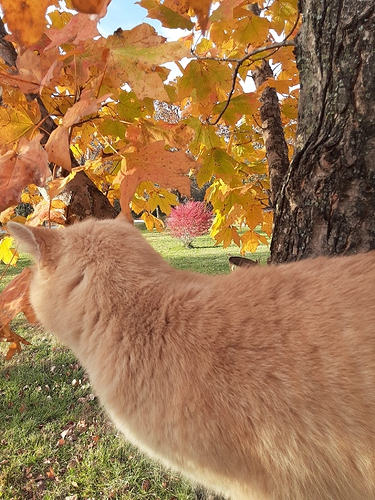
[0,325,31,360]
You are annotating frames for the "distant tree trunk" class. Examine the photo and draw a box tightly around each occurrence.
[270,0,375,262]
[253,59,290,208]
[65,171,118,224]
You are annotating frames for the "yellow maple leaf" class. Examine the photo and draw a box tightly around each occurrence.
[1,0,51,47]
[0,236,19,266]
[241,230,259,254]
[141,212,165,232]
[262,211,274,237]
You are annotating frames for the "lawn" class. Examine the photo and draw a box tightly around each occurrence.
[0,226,269,500]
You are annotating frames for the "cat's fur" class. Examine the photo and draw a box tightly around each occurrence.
[8,218,375,500]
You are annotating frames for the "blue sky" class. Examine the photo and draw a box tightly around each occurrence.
[98,0,161,36]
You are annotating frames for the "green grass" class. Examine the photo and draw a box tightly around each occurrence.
[0,228,269,499]
[142,225,269,273]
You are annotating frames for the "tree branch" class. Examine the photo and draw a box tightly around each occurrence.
[192,39,295,126]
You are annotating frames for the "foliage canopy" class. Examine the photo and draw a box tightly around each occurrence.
[0,0,300,356]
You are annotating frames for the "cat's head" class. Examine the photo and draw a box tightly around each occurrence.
[7,221,93,341]
[7,219,169,346]
[8,222,64,267]
[7,220,128,344]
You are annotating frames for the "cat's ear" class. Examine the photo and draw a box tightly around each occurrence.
[7,223,60,261]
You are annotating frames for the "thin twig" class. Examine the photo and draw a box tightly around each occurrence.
[193,7,300,127]
[192,39,295,65]
[205,39,295,126]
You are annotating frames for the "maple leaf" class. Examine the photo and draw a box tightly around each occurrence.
[262,211,274,237]
[0,98,40,146]
[187,0,211,32]
[62,90,112,128]
[178,60,233,107]
[141,212,165,232]
[233,15,271,47]
[209,0,245,23]
[45,13,102,50]
[0,267,38,329]
[0,135,50,213]
[69,0,110,16]
[0,236,19,266]
[45,126,72,171]
[0,47,63,95]
[117,141,197,220]
[241,230,260,253]
[26,200,66,227]
[46,167,85,199]
[107,24,191,100]
[0,324,31,360]
[138,0,195,30]
[1,0,52,47]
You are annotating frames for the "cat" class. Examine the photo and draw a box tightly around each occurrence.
[8,218,375,500]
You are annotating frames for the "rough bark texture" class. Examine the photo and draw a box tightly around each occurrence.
[0,19,17,67]
[270,0,375,262]
[253,60,290,207]
[65,171,118,224]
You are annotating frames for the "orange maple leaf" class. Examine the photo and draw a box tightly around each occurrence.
[45,126,72,171]
[0,268,38,329]
[0,324,31,360]
[117,141,197,220]
[0,266,38,358]
[1,0,52,47]
[188,0,212,32]
[70,0,110,16]
[0,134,50,213]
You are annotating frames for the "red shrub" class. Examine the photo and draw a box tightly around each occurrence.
[167,201,212,247]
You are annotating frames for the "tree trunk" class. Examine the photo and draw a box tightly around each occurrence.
[65,171,118,224]
[270,0,375,263]
[253,60,290,208]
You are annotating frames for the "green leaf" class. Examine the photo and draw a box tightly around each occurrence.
[233,15,271,46]
[99,118,127,139]
[186,118,222,156]
[178,60,232,102]
[212,93,258,125]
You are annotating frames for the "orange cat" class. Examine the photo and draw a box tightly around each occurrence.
[8,219,375,500]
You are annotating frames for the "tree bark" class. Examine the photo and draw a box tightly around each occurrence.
[270,0,375,263]
[65,171,118,224]
[253,60,290,208]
